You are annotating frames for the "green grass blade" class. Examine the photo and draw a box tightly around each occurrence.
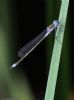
[44,0,69,100]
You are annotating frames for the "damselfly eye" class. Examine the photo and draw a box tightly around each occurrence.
[53,20,60,28]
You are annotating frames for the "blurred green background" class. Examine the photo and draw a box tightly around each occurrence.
[0,0,73,100]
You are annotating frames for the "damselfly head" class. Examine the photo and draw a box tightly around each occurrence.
[53,20,60,28]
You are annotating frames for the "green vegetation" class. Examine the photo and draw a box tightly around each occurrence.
[45,0,69,100]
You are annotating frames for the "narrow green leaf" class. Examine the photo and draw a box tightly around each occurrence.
[44,0,69,100]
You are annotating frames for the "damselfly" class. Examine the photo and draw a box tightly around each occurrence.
[11,20,60,68]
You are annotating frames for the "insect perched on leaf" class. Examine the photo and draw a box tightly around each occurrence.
[11,20,60,68]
